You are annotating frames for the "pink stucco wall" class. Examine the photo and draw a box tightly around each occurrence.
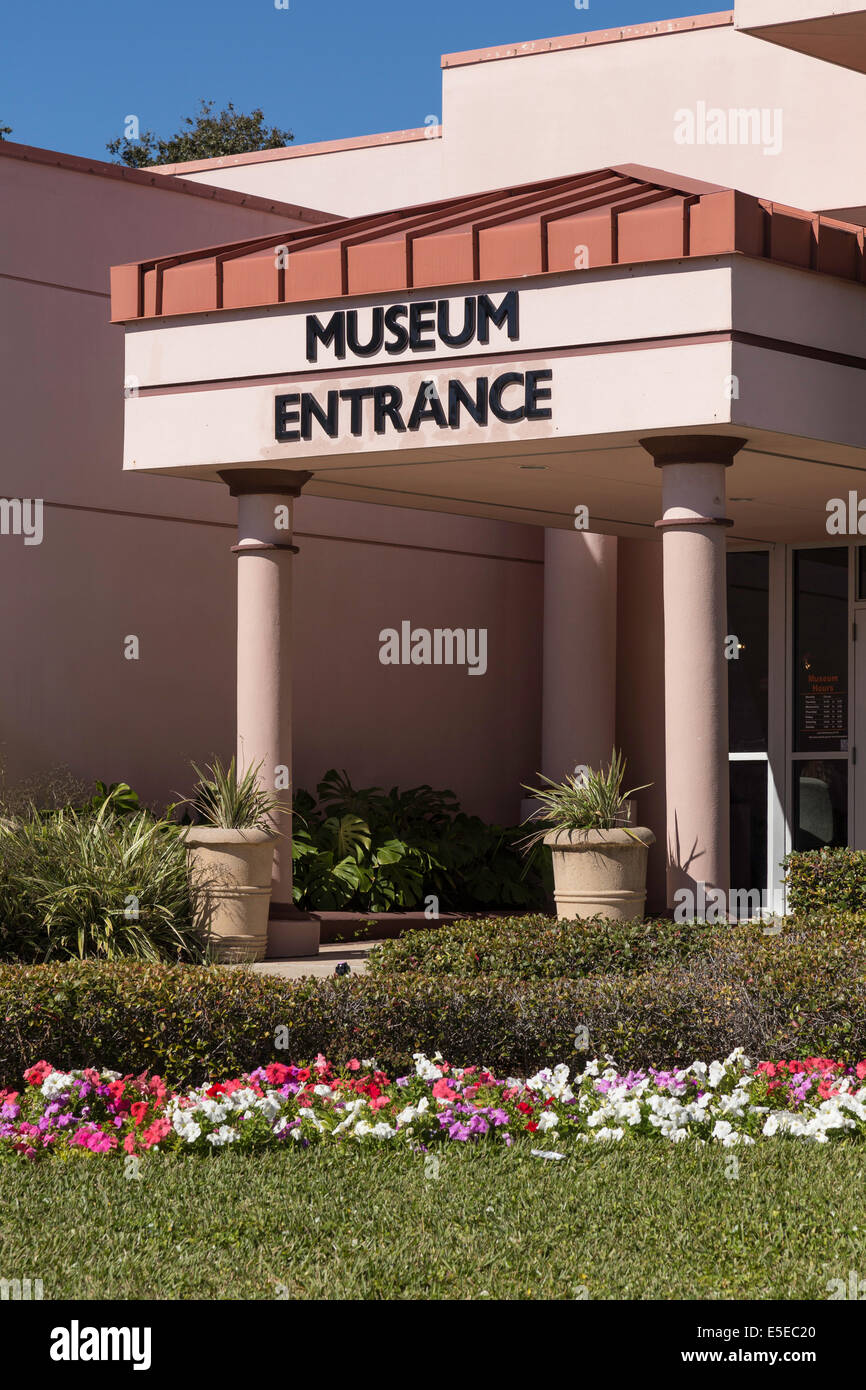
[0,149,545,824]
[169,20,866,217]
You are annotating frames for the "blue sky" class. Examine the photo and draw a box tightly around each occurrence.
[3,0,716,160]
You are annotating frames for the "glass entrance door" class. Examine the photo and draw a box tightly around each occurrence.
[728,543,856,914]
[727,551,770,899]
[789,547,850,854]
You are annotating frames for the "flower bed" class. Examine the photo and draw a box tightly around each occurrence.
[4,1051,866,1159]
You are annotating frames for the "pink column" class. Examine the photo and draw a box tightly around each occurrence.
[219,469,319,957]
[639,436,746,906]
[542,529,618,783]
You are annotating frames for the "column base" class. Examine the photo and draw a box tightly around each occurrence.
[266,903,321,959]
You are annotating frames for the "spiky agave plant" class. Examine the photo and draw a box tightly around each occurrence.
[519,748,651,850]
[190,756,280,830]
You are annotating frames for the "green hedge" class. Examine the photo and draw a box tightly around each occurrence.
[367,913,719,980]
[784,848,866,918]
[2,918,864,1086]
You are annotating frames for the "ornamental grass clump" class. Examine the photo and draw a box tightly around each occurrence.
[0,790,199,963]
[519,748,651,849]
[189,757,279,830]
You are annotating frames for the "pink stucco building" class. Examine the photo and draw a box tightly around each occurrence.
[3,4,866,947]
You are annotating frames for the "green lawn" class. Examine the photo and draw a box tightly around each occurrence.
[3,1141,865,1300]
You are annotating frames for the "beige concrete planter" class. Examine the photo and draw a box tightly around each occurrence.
[544,826,656,922]
[184,827,277,962]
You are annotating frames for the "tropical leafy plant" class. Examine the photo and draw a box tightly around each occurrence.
[190,757,279,831]
[520,748,651,849]
[0,787,199,963]
[83,781,142,816]
[291,770,550,912]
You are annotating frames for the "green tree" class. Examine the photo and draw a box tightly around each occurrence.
[0,123,12,141]
[106,99,292,169]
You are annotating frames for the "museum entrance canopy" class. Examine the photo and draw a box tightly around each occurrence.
[112,165,866,543]
[110,166,866,931]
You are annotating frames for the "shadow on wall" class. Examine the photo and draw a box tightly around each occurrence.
[616,537,667,915]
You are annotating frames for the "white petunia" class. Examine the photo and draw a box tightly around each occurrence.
[207,1125,239,1147]
[413,1053,443,1081]
[198,1098,229,1123]
[708,1061,726,1088]
[41,1072,74,1100]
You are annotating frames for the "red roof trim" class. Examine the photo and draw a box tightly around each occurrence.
[110,168,866,324]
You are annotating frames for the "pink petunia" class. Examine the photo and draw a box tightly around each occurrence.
[141,1117,171,1148]
[432,1079,458,1101]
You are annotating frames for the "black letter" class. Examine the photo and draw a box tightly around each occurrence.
[339,387,376,436]
[384,304,410,355]
[448,377,489,428]
[477,290,519,345]
[409,301,436,351]
[347,307,385,358]
[438,298,476,348]
[489,372,526,423]
[373,386,406,434]
[306,312,346,363]
[525,369,553,421]
[275,393,300,442]
[301,391,339,439]
[407,380,448,431]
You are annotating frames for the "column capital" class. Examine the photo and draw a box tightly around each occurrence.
[638,435,747,468]
[230,541,300,554]
[218,468,313,497]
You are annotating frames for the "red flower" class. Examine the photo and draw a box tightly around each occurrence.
[206,1083,227,1098]
[130,1102,148,1126]
[516,1102,533,1115]
[23,1061,53,1086]
[265,1063,291,1085]
[525,1121,538,1133]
